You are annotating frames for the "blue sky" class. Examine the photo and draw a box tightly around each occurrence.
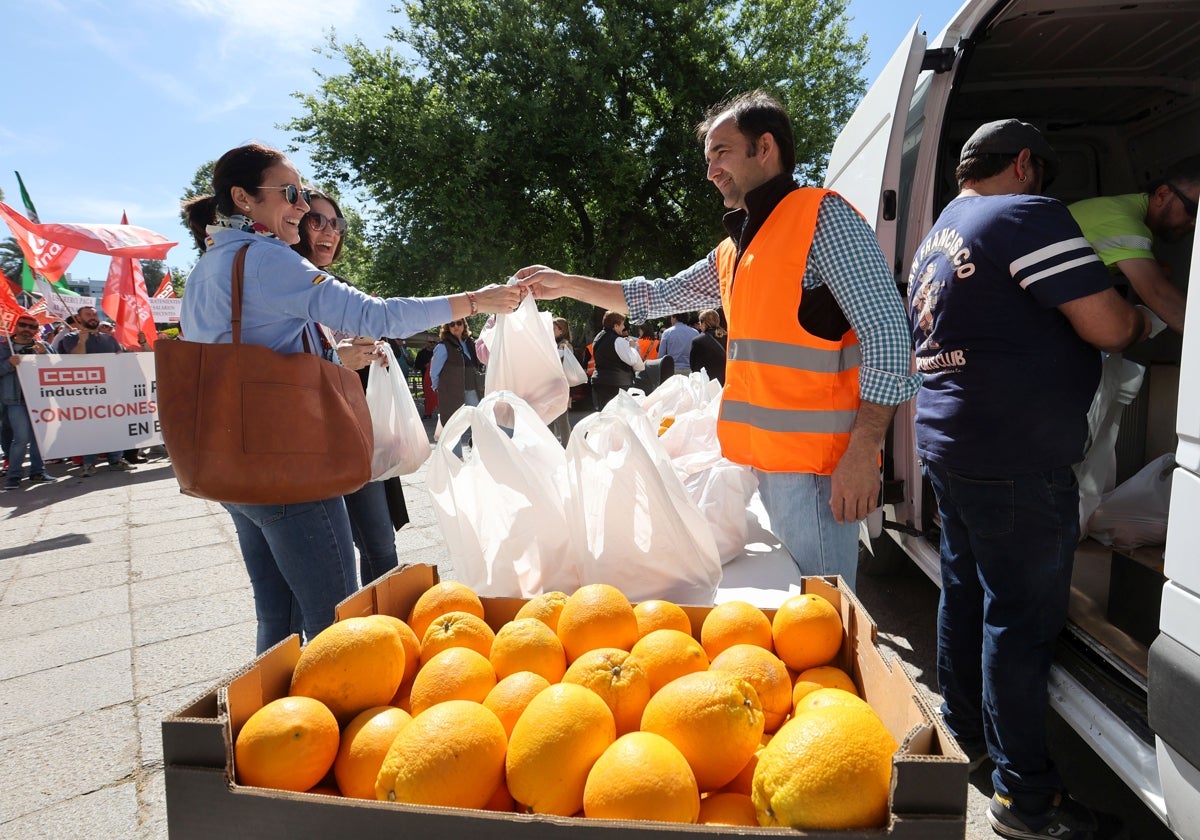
[3,0,965,284]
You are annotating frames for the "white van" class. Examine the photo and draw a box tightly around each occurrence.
[825,0,1200,836]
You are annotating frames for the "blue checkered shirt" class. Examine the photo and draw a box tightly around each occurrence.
[622,193,921,406]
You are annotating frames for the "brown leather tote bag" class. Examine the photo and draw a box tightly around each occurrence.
[155,244,373,504]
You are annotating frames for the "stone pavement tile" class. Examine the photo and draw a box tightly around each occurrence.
[1,778,140,840]
[129,504,222,527]
[60,514,130,534]
[0,704,138,823]
[58,502,128,522]
[129,562,250,611]
[128,526,237,553]
[23,541,129,575]
[133,588,254,648]
[132,621,257,699]
[130,543,241,581]
[138,771,168,840]
[0,612,132,681]
[3,561,128,607]
[0,650,134,739]
[136,680,228,768]
[0,586,128,642]
[129,512,231,541]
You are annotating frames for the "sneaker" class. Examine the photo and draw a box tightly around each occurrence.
[2,481,18,491]
[987,793,1126,839]
[29,473,57,483]
[108,459,135,471]
[81,464,97,477]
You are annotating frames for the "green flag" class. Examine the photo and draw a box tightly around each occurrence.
[15,171,39,223]
[20,260,36,293]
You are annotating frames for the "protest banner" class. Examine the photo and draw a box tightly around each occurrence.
[15,354,161,459]
[149,297,182,323]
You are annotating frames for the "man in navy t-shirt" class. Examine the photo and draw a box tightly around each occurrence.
[908,119,1152,840]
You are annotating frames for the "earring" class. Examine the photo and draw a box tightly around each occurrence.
[1018,174,1027,183]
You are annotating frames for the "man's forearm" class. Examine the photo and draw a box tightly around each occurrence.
[846,400,897,457]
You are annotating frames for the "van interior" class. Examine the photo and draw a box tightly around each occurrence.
[888,0,1199,737]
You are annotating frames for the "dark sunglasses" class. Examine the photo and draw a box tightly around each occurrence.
[1166,182,1198,220]
[304,212,348,235]
[449,320,465,327]
[16,321,38,329]
[259,184,311,206]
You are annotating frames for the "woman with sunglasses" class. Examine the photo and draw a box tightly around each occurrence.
[291,189,409,591]
[430,318,485,436]
[181,143,523,653]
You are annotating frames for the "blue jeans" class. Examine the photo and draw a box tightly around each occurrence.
[923,461,1077,814]
[5,403,44,480]
[755,470,860,590]
[343,480,398,586]
[223,497,358,654]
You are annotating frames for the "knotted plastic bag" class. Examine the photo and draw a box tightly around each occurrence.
[482,285,569,424]
[365,343,431,480]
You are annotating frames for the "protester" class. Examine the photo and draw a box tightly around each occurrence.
[517,90,919,589]
[2,315,56,490]
[291,189,409,588]
[690,308,728,384]
[1069,154,1199,335]
[49,315,76,352]
[590,310,645,410]
[908,118,1151,840]
[180,142,523,653]
[58,305,135,476]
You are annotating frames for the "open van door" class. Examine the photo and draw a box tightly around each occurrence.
[824,22,927,265]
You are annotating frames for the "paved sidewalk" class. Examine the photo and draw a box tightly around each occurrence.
[0,453,451,840]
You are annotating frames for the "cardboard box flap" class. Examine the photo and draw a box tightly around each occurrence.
[337,563,438,622]
[223,636,302,737]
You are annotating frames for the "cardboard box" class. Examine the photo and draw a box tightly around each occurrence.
[163,564,967,838]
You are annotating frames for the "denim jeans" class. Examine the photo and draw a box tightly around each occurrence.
[82,451,122,467]
[343,480,398,587]
[223,496,358,654]
[755,470,860,590]
[923,461,1077,814]
[5,403,43,480]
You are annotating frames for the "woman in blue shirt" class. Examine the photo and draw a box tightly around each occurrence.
[181,143,521,653]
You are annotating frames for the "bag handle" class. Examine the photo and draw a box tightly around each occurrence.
[229,243,251,345]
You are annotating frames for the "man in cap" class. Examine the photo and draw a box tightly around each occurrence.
[908,118,1153,840]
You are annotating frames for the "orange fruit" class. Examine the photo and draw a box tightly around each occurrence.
[483,671,553,738]
[235,695,339,792]
[333,705,412,799]
[583,731,700,823]
[698,791,759,826]
[407,581,485,641]
[794,686,873,716]
[408,646,496,715]
[710,644,793,733]
[289,616,406,723]
[721,733,771,796]
[627,628,709,695]
[771,592,843,672]
[752,702,897,829]
[375,699,508,808]
[506,682,617,816]
[640,670,765,792]
[633,599,693,637]
[700,600,773,659]
[370,614,422,687]
[482,777,515,812]
[556,583,639,663]
[489,618,567,683]
[420,610,496,664]
[792,665,858,709]
[514,590,569,632]
[562,647,652,735]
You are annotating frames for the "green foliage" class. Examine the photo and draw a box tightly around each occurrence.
[286,0,866,302]
[0,237,23,285]
[180,160,216,256]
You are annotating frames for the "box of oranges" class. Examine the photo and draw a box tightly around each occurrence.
[163,563,967,838]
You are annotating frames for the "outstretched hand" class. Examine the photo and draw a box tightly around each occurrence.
[471,283,526,314]
[513,265,568,301]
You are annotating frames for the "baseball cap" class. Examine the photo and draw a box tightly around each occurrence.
[960,118,1059,186]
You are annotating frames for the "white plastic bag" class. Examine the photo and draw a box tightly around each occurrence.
[1075,354,1146,537]
[427,391,581,597]
[565,410,722,604]
[365,343,431,480]
[1088,453,1174,550]
[561,346,588,387]
[483,287,570,424]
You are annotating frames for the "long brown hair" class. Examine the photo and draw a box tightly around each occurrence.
[181,143,290,251]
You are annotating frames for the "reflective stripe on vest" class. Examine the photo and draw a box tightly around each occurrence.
[716,187,861,475]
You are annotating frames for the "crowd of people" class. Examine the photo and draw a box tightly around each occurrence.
[3,86,1195,840]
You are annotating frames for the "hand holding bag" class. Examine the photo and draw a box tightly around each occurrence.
[156,244,373,505]
[483,288,570,424]
[366,343,431,480]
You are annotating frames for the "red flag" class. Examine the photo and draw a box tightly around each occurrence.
[102,212,158,350]
[0,277,26,334]
[0,202,78,282]
[153,269,177,298]
[0,202,176,262]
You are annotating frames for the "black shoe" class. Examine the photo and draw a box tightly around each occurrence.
[987,793,1126,839]
[29,473,57,483]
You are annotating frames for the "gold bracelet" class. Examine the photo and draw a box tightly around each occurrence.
[466,291,478,315]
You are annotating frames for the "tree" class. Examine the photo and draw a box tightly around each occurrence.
[1,237,22,285]
[288,0,866,307]
[141,259,166,292]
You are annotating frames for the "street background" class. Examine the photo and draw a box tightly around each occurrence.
[0,413,1177,839]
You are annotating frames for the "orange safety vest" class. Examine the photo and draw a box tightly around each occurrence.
[716,187,861,475]
[638,337,659,360]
